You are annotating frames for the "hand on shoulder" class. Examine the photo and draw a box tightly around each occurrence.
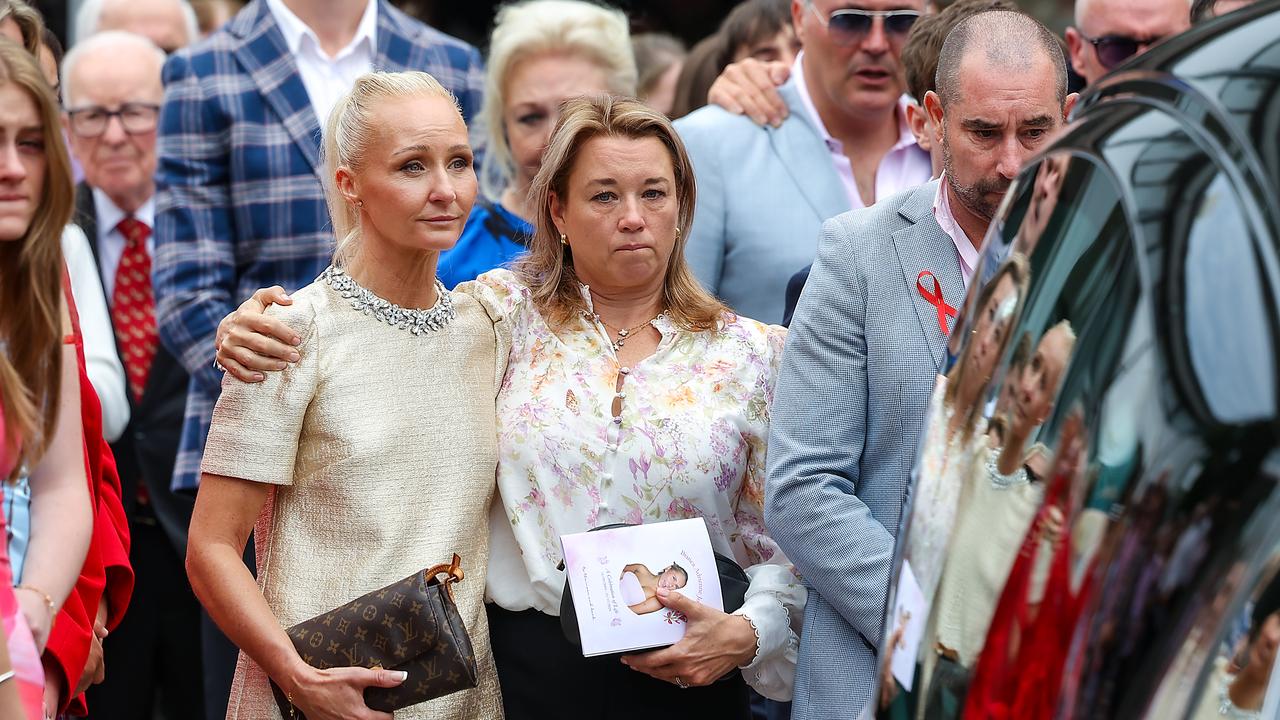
[706,57,792,128]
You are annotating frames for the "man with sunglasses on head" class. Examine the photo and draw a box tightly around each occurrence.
[1064,0,1190,86]
[675,0,932,325]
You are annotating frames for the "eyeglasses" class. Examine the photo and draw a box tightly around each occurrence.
[807,4,922,47]
[1079,32,1164,70]
[67,103,161,138]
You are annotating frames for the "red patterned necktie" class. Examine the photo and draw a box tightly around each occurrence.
[112,217,158,403]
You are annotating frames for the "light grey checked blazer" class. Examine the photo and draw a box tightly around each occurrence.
[764,179,963,719]
[675,80,848,325]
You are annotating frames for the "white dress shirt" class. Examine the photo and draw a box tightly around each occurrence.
[265,0,377,126]
[62,224,130,441]
[792,52,933,211]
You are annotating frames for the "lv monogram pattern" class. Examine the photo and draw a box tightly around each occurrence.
[112,217,158,402]
[271,556,478,717]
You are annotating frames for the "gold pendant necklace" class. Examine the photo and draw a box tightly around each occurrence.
[591,312,664,351]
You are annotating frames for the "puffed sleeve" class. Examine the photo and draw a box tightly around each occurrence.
[458,268,531,319]
[199,299,319,485]
[732,322,806,701]
[452,279,513,393]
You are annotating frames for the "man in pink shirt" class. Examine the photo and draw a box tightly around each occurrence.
[676,0,933,325]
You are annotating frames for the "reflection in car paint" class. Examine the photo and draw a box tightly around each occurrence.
[870,4,1280,718]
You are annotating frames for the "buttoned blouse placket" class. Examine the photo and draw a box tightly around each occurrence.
[578,285,677,521]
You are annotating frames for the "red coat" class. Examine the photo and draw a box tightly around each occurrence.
[43,282,134,715]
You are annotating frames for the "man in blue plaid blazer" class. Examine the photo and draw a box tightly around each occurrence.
[153,0,484,494]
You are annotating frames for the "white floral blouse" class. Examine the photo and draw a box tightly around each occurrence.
[463,269,806,701]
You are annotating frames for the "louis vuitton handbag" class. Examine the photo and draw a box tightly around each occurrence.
[270,554,479,718]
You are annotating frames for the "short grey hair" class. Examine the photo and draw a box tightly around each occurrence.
[61,30,167,106]
[73,0,198,46]
[478,0,636,200]
[935,9,1068,107]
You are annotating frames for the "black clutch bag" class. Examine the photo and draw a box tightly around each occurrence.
[558,523,750,676]
[270,554,479,718]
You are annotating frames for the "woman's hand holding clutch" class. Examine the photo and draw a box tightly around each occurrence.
[285,665,407,720]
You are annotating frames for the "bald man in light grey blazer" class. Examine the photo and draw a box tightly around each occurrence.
[764,178,964,719]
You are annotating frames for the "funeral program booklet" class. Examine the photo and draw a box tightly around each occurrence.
[560,518,724,657]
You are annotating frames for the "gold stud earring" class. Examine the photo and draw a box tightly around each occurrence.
[356,200,364,208]
[560,233,568,246]
[675,226,682,239]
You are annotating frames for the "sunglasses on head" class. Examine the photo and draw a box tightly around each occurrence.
[1080,32,1164,70]
[808,5,922,47]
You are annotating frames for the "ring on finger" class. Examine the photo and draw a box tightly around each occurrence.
[675,676,688,689]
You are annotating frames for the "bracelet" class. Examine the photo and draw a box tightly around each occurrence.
[0,669,14,684]
[15,584,55,614]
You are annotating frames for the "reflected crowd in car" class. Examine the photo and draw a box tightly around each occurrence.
[872,3,1280,718]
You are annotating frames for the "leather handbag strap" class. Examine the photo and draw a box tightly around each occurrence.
[425,553,464,600]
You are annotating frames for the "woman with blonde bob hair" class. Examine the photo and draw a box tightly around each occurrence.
[188,70,506,720]
[436,0,636,288]
[218,95,804,719]
[0,40,94,718]
[515,95,719,333]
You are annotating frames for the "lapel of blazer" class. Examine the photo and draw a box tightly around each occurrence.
[74,183,145,411]
[72,182,118,324]
[372,0,421,73]
[891,180,965,372]
[230,0,322,175]
[73,183,101,267]
[766,81,850,223]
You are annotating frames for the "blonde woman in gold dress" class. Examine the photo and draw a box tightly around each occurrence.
[185,72,505,720]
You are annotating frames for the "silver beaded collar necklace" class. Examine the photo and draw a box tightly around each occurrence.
[322,265,455,335]
[985,445,1029,489]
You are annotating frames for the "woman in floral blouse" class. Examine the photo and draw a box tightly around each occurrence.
[215,95,803,720]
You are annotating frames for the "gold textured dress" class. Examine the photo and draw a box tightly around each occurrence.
[201,269,507,720]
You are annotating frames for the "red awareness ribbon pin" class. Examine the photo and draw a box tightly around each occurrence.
[917,270,957,336]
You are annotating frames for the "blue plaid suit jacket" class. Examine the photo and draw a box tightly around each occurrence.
[154,0,484,492]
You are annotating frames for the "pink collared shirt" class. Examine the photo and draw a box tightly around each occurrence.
[932,175,980,289]
[792,52,932,211]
